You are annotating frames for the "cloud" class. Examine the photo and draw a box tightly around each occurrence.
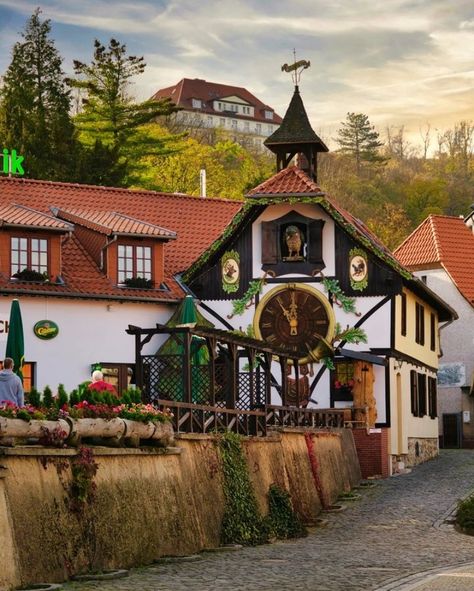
[0,0,472,150]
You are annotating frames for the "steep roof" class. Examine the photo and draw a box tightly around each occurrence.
[185,166,455,321]
[264,86,328,151]
[55,208,176,239]
[152,78,282,124]
[0,177,241,302]
[0,204,73,232]
[395,214,474,307]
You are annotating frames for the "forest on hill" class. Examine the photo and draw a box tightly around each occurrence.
[0,10,472,249]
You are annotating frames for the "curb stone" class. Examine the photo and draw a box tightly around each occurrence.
[372,561,474,591]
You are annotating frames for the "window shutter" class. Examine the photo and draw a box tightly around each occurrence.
[261,221,278,264]
[428,377,437,418]
[410,370,418,416]
[307,219,325,264]
[418,373,427,417]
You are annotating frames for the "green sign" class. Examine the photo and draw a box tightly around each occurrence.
[33,320,59,340]
[1,149,24,175]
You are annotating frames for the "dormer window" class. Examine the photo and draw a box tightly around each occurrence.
[118,245,152,284]
[192,98,202,109]
[265,110,273,120]
[11,237,48,277]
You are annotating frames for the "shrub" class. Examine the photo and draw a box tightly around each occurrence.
[42,385,53,408]
[457,495,474,530]
[57,384,68,408]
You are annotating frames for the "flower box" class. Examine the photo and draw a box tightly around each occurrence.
[0,417,70,443]
[67,417,126,446]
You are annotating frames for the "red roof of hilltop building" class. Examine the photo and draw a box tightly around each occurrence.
[152,78,283,125]
[394,214,474,307]
[0,177,241,302]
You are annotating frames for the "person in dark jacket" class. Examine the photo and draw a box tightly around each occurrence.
[0,357,24,407]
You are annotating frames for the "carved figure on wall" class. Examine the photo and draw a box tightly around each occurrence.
[283,225,305,261]
[286,363,313,407]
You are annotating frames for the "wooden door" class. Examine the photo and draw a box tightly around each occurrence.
[442,413,462,448]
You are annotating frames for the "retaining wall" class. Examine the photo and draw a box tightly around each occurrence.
[0,429,361,590]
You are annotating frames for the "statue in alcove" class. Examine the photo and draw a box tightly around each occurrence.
[283,225,305,261]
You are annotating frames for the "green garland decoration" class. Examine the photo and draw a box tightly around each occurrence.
[183,195,411,284]
[322,277,359,315]
[228,276,266,318]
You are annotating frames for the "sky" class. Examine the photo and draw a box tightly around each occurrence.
[0,0,473,151]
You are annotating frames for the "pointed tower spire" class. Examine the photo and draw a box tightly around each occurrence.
[265,58,328,182]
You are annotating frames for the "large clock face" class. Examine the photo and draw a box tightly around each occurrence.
[254,284,335,364]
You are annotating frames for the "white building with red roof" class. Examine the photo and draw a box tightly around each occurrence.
[152,78,282,149]
[0,177,239,392]
[395,214,474,448]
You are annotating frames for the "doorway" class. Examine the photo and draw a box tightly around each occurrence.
[442,413,462,448]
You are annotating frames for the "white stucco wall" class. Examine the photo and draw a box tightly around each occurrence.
[0,296,174,392]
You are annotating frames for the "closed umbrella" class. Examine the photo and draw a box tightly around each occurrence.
[5,299,24,382]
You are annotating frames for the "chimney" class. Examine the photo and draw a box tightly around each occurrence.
[200,168,206,198]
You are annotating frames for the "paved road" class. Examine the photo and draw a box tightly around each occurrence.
[65,450,474,591]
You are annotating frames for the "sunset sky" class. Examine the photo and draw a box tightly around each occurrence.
[0,0,473,150]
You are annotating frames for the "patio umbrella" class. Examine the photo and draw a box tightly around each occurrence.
[5,299,24,382]
[156,296,212,402]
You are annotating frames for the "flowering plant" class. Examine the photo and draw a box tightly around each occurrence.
[0,401,46,420]
[115,403,172,423]
[67,400,119,420]
[334,378,355,393]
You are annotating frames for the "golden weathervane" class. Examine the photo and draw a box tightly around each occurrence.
[281,49,310,85]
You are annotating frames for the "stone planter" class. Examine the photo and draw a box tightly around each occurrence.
[67,417,126,446]
[0,418,70,444]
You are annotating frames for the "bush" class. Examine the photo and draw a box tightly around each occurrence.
[42,385,53,408]
[266,484,307,539]
[457,495,474,530]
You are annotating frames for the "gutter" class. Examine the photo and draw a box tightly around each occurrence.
[0,288,180,304]
[100,234,118,270]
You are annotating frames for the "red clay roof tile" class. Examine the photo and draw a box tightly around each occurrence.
[56,208,176,238]
[395,215,474,306]
[0,177,241,302]
[0,203,72,231]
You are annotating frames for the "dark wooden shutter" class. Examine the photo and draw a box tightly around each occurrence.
[420,305,425,346]
[410,370,418,416]
[401,293,407,336]
[307,219,325,264]
[418,373,427,417]
[428,377,437,418]
[261,221,278,264]
[430,313,436,351]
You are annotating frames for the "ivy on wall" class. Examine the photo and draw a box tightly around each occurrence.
[218,432,268,546]
[217,432,307,546]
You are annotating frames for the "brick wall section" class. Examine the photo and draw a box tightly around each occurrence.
[352,428,390,478]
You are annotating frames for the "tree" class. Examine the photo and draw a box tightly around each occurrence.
[0,9,77,180]
[336,112,385,174]
[68,38,179,185]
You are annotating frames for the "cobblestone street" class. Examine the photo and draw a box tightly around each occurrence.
[65,450,474,591]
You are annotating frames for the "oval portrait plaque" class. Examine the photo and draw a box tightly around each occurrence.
[34,320,59,340]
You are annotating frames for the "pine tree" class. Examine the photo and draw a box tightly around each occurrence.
[0,9,77,180]
[336,112,385,175]
[69,38,179,186]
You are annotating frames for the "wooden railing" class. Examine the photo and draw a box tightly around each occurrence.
[265,405,345,429]
[158,400,267,437]
[158,400,345,436]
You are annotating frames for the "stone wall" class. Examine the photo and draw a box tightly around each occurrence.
[407,437,439,466]
[0,429,361,590]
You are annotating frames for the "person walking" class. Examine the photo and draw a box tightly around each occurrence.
[0,357,24,407]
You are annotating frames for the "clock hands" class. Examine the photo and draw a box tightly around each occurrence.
[277,293,299,336]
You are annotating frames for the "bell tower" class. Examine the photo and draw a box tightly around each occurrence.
[264,56,328,182]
